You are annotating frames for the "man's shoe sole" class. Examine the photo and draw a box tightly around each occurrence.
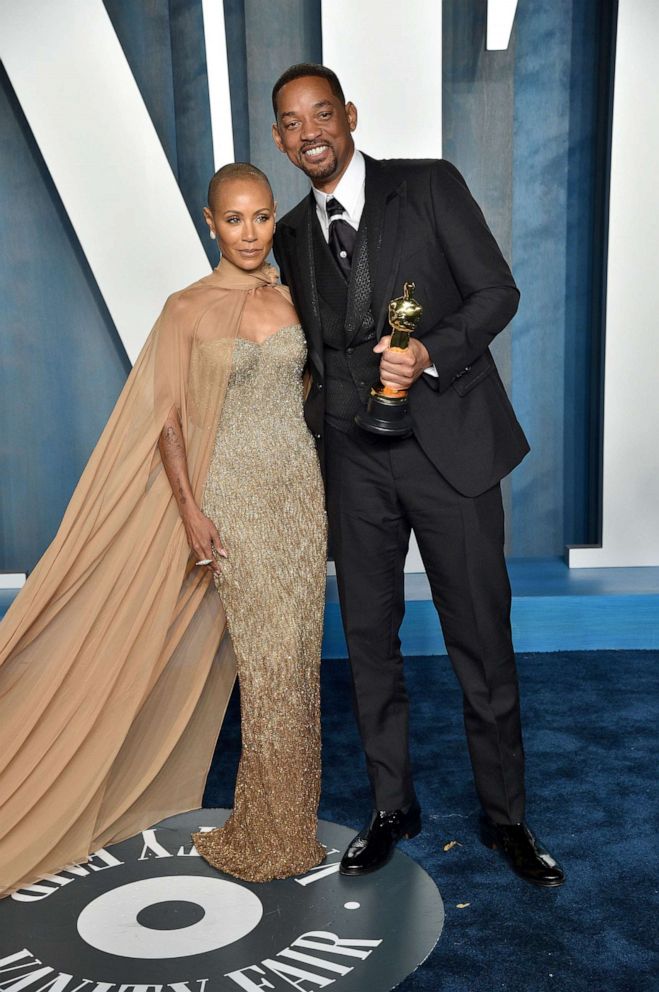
[339,858,391,876]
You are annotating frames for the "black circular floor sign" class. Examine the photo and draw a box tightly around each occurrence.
[0,810,444,991]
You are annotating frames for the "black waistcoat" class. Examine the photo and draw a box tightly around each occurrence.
[311,214,380,428]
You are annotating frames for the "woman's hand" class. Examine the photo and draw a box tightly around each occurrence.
[158,407,227,576]
[181,505,228,576]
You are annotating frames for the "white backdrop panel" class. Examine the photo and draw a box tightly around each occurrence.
[486,0,519,50]
[0,0,213,363]
[321,0,442,161]
[568,0,659,567]
[202,0,235,168]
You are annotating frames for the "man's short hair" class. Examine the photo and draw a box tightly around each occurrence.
[207,162,273,208]
[272,63,346,118]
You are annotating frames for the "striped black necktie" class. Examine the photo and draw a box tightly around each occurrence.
[326,196,357,280]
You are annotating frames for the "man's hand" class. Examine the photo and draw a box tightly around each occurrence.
[374,336,432,390]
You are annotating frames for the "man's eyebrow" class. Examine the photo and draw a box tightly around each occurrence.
[279,100,333,119]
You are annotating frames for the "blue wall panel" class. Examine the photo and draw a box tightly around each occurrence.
[510,0,610,555]
[223,0,251,162]
[223,0,323,216]
[243,0,322,218]
[0,67,130,572]
[511,0,572,556]
[442,0,516,536]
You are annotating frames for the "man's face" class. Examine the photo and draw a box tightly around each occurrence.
[272,75,357,192]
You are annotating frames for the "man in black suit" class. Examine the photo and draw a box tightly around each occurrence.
[271,64,563,887]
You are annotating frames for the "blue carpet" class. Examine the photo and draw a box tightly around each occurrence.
[205,650,658,991]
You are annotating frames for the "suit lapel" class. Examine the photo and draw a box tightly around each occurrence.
[285,193,324,377]
[364,155,407,340]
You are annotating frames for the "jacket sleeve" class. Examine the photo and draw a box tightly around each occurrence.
[421,160,520,394]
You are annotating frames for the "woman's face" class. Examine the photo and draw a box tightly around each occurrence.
[203,178,275,270]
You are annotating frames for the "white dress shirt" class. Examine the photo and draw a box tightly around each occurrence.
[312,148,365,238]
[311,149,437,377]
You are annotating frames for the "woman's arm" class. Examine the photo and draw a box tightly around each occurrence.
[158,406,227,575]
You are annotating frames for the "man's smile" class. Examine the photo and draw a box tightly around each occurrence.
[302,144,330,159]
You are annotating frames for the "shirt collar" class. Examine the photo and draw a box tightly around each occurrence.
[312,148,365,221]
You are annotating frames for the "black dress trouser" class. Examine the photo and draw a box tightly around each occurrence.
[324,422,526,825]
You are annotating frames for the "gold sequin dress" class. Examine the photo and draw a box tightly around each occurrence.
[192,324,327,882]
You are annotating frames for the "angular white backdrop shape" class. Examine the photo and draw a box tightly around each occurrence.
[0,0,215,363]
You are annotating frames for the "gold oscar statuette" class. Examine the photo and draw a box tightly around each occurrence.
[354,281,424,437]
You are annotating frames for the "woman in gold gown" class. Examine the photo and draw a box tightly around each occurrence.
[0,163,326,894]
[182,165,327,880]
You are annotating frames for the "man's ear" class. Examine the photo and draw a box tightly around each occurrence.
[346,101,358,133]
[272,122,285,153]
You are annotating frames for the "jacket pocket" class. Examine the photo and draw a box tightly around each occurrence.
[451,351,495,396]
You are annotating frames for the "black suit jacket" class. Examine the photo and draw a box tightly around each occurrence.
[273,155,529,497]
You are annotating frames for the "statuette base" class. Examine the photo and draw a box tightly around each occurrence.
[355,393,413,437]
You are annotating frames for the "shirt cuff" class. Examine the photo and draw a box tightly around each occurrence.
[423,365,439,378]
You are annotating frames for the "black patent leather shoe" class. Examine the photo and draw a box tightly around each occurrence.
[480,815,565,887]
[340,803,422,876]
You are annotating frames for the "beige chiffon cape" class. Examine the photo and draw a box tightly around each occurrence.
[0,258,288,896]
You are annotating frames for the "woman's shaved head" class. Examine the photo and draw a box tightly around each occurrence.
[207,162,273,209]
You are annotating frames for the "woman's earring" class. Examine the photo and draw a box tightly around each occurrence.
[210,230,216,239]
